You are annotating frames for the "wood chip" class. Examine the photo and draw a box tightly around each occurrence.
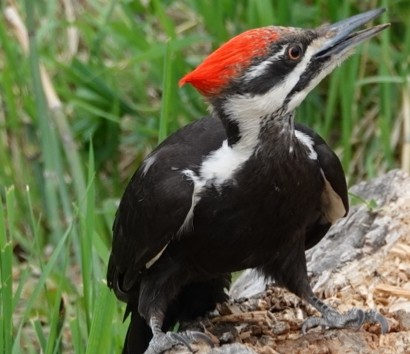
[375,284,410,299]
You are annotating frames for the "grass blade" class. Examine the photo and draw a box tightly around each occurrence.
[0,187,15,354]
[158,40,174,143]
[85,282,116,354]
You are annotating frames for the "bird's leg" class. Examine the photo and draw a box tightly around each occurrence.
[143,313,213,354]
[139,262,216,354]
[143,314,189,354]
[301,294,389,334]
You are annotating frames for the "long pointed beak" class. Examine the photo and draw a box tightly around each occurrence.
[314,8,390,59]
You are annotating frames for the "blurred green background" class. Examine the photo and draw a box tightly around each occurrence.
[0,0,409,353]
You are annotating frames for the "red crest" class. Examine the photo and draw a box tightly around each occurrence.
[179,28,280,97]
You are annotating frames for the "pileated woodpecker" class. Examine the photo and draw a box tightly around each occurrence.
[107,8,390,354]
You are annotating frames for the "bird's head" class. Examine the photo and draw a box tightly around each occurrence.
[180,8,389,128]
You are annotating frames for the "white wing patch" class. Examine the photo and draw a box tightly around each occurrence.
[142,154,157,176]
[178,169,205,235]
[294,130,318,160]
[320,170,346,223]
[145,242,169,269]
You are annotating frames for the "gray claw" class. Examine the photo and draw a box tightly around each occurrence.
[169,332,194,352]
[144,330,213,354]
[302,307,389,335]
[301,317,325,334]
[342,308,365,328]
[179,330,215,347]
[364,309,389,334]
[144,332,174,354]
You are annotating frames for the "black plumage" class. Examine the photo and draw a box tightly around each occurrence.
[107,115,347,353]
[107,8,389,354]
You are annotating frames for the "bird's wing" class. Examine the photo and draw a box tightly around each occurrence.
[295,123,349,249]
[107,116,226,296]
[112,156,192,285]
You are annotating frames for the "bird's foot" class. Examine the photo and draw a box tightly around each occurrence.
[143,330,213,354]
[302,306,389,335]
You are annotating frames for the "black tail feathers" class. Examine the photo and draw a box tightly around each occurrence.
[122,309,152,354]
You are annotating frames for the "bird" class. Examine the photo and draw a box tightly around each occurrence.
[107,8,390,354]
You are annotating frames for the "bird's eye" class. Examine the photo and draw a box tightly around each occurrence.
[287,45,303,61]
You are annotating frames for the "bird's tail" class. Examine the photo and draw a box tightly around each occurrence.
[122,305,152,354]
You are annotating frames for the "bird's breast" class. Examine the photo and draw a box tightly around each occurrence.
[174,142,324,273]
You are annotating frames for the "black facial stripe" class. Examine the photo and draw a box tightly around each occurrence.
[244,54,299,95]
[210,97,241,145]
[238,32,318,96]
[223,118,241,145]
[284,58,326,104]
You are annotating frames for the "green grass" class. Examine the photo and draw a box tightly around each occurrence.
[0,0,408,353]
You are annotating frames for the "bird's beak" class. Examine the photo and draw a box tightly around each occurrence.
[314,8,390,59]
